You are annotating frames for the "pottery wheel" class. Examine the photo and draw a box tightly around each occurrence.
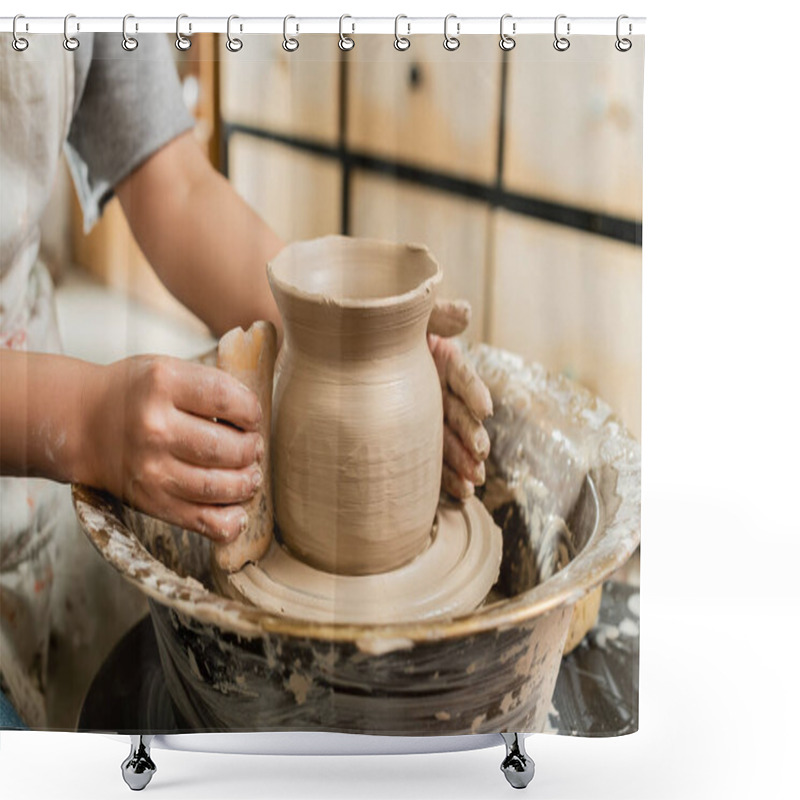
[216,496,503,625]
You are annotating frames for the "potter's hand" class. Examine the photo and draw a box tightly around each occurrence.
[80,356,264,542]
[428,300,493,500]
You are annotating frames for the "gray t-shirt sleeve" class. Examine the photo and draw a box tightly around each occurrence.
[65,33,195,232]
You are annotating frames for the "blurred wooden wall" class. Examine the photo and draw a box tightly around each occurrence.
[70,33,643,438]
[220,34,643,437]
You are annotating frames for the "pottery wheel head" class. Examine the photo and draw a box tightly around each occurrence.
[215,496,503,626]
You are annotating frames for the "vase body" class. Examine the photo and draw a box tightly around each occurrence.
[268,236,443,576]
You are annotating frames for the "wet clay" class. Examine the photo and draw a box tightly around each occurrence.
[268,236,444,576]
[213,321,277,572]
[74,342,641,735]
[211,237,503,623]
[219,496,503,625]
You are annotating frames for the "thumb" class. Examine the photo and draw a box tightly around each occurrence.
[427,299,472,338]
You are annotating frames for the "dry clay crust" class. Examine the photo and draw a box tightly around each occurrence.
[213,321,277,573]
[216,496,503,625]
[211,310,502,623]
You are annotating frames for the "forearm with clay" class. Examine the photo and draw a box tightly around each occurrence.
[0,348,264,542]
[0,350,98,482]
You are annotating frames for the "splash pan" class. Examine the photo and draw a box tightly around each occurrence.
[74,344,640,736]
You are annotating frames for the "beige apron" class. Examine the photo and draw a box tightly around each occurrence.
[1,34,150,730]
[0,34,76,728]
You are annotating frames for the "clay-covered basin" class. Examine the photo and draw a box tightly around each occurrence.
[73,345,640,735]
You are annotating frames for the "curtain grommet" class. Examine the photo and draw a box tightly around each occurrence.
[175,14,191,51]
[553,14,570,52]
[443,14,460,51]
[122,14,138,51]
[63,13,80,51]
[12,14,29,51]
[339,14,355,51]
[226,15,243,52]
[499,14,516,51]
[394,14,411,51]
[615,15,632,51]
[282,15,299,52]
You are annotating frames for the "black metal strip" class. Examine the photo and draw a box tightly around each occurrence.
[223,121,642,246]
[496,52,509,194]
[220,121,229,179]
[338,54,350,236]
[226,122,336,159]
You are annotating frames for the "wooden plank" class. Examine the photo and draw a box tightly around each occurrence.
[219,34,340,145]
[490,210,641,436]
[347,35,501,183]
[228,134,341,243]
[349,171,490,343]
[174,33,221,168]
[503,35,644,221]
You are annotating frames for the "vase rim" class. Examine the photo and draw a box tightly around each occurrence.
[268,235,442,312]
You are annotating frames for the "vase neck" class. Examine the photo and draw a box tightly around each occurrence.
[284,308,430,359]
[278,293,434,361]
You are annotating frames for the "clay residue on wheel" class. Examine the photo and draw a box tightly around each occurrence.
[73,343,640,736]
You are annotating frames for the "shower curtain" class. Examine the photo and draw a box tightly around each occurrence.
[0,21,642,745]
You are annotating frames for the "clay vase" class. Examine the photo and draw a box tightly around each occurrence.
[268,236,443,576]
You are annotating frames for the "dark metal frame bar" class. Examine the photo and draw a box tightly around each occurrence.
[219,51,642,247]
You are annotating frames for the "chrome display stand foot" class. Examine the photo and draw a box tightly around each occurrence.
[121,735,156,791]
[500,733,535,789]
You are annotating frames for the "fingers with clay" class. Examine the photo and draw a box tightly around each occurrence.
[444,426,486,486]
[443,391,491,460]
[442,463,474,500]
[149,498,250,544]
[163,459,262,506]
[428,299,472,338]
[171,361,262,431]
[169,414,264,469]
[84,355,265,546]
[429,334,493,420]
[427,300,494,501]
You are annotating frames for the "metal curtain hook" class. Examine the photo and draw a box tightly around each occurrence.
[615,14,632,51]
[499,14,516,51]
[394,14,410,51]
[226,14,243,52]
[122,14,138,51]
[553,14,570,51]
[63,14,79,51]
[339,14,355,51]
[283,15,299,52]
[443,14,460,51]
[175,14,191,50]
[12,14,29,51]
